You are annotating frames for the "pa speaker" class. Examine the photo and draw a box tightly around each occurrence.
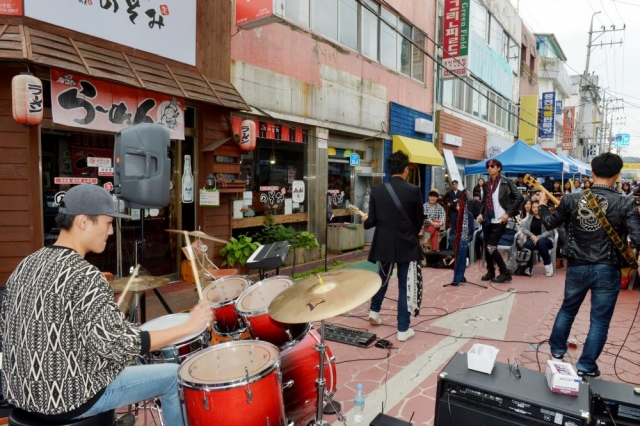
[114,123,170,209]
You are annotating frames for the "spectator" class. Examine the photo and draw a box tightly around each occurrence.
[473,178,486,202]
[563,181,572,195]
[583,180,592,190]
[423,188,446,252]
[521,200,555,277]
[621,181,632,196]
[444,180,462,223]
[572,178,582,193]
[519,198,532,220]
[515,174,528,194]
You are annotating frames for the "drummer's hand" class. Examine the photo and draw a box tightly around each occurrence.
[188,300,214,332]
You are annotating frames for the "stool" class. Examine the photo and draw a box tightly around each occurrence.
[9,408,116,426]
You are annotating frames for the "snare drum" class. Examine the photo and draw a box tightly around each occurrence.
[280,327,337,425]
[139,313,209,364]
[203,275,252,332]
[178,341,287,426]
[235,276,303,347]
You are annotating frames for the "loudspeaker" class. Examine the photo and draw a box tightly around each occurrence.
[434,352,590,426]
[114,123,170,209]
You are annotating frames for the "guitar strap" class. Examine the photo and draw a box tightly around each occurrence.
[583,189,637,268]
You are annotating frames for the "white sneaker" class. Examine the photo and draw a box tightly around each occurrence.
[545,264,553,277]
[368,310,382,326]
[397,328,415,342]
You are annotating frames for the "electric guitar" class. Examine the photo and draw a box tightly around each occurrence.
[523,174,560,206]
[347,204,367,219]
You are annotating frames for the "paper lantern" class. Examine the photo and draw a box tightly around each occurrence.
[239,119,256,151]
[12,73,44,126]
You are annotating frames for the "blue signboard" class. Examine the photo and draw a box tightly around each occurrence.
[350,153,360,167]
[614,134,631,147]
[539,92,556,139]
[555,100,563,115]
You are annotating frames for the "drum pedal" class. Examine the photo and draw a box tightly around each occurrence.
[369,413,412,425]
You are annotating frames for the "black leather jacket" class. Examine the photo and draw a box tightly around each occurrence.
[540,186,640,267]
[480,175,523,218]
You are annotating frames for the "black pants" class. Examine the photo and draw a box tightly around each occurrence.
[483,222,508,273]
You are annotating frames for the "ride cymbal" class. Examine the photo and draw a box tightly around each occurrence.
[268,269,381,323]
[166,229,230,244]
[109,276,170,294]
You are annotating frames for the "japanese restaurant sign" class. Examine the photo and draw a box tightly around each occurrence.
[51,69,185,140]
[24,0,196,65]
[0,0,22,15]
[442,0,470,78]
[231,116,305,144]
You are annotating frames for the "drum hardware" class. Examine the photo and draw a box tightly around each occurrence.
[245,367,254,403]
[202,395,210,411]
[110,274,172,324]
[269,269,382,426]
[166,228,230,245]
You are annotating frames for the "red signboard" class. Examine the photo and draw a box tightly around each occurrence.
[442,0,469,78]
[54,177,98,185]
[0,0,23,16]
[72,146,112,176]
[50,69,185,140]
[562,107,575,151]
[231,116,303,144]
[235,0,283,30]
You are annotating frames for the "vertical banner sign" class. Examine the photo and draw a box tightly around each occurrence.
[539,92,556,139]
[442,0,470,78]
[555,100,563,115]
[562,107,575,151]
[518,94,539,145]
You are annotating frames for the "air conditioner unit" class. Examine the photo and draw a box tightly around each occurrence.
[415,118,433,134]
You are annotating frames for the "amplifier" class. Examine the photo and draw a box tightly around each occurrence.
[589,378,640,425]
[434,352,591,426]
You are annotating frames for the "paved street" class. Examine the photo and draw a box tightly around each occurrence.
[130,258,640,425]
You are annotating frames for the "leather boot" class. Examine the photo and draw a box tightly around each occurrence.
[556,259,564,270]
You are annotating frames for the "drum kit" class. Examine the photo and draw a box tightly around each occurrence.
[135,267,381,425]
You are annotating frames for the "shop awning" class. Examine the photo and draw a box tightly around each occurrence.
[392,135,444,166]
[0,24,250,111]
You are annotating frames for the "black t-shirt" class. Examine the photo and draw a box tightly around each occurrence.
[531,216,542,236]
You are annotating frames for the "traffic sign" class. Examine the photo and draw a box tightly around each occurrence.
[350,153,360,167]
[614,134,631,147]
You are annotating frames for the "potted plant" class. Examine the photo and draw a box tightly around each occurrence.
[219,235,261,272]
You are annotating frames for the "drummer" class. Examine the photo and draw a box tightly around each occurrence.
[0,184,212,425]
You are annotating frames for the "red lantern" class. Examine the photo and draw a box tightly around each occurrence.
[239,119,256,151]
[12,72,44,126]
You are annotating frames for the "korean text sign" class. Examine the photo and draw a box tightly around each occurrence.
[50,69,185,140]
[562,107,575,150]
[539,92,556,139]
[25,0,196,65]
[442,0,470,78]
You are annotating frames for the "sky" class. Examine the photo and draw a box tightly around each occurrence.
[517,0,640,158]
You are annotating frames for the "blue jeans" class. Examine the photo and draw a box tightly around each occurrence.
[452,240,468,284]
[77,364,183,425]
[524,237,553,265]
[370,262,410,332]
[549,264,620,373]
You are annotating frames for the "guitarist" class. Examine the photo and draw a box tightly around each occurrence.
[539,152,640,379]
[477,159,523,283]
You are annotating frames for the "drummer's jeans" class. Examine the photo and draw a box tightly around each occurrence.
[370,261,410,332]
[76,364,183,425]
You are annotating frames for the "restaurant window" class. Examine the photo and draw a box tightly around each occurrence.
[328,148,360,207]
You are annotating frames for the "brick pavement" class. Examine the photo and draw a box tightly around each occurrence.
[126,257,640,425]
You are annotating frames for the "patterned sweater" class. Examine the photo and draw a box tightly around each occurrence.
[1,246,147,415]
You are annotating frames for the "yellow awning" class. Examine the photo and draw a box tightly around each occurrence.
[392,135,444,166]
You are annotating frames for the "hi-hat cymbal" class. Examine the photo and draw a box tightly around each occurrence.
[268,269,381,323]
[109,276,170,294]
[166,229,230,244]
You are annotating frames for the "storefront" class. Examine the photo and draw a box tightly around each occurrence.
[0,12,248,282]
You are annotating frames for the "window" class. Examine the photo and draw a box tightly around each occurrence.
[489,16,503,55]
[285,0,310,27]
[312,0,338,40]
[530,53,535,73]
[472,81,481,117]
[464,78,474,115]
[339,0,358,50]
[470,0,488,42]
[411,29,425,82]
[479,86,488,120]
[443,79,454,107]
[454,79,465,111]
[380,7,397,68]
[398,19,412,76]
[500,98,509,129]
[508,38,519,73]
[488,92,496,124]
[361,0,379,60]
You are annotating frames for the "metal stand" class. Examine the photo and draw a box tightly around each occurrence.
[310,320,346,425]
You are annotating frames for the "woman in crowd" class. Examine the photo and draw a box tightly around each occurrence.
[519,198,532,221]
[621,181,632,196]
[521,200,555,277]
[551,181,564,201]
[583,180,593,190]
[473,178,485,202]
[563,180,572,195]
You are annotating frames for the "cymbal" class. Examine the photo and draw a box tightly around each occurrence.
[166,229,230,245]
[268,269,382,323]
[109,276,170,294]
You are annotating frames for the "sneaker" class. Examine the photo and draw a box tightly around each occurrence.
[492,272,512,283]
[545,264,554,277]
[115,414,136,426]
[397,328,415,342]
[551,354,564,362]
[461,277,467,283]
[577,369,601,379]
[368,310,382,326]
[481,271,495,281]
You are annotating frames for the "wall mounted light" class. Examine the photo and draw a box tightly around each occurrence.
[269,146,276,165]
[206,173,216,188]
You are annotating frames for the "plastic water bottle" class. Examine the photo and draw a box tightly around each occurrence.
[354,383,365,423]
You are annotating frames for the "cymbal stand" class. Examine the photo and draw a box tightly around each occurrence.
[311,319,346,426]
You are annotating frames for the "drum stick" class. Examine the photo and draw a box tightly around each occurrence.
[117,264,140,309]
[183,232,205,300]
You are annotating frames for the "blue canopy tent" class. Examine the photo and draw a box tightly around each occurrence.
[557,153,591,177]
[533,145,576,174]
[465,140,565,175]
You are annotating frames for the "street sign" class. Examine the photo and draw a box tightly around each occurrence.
[614,134,631,147]
[54,177,98,185]
[349,153,360,167]
[87,157,112,167]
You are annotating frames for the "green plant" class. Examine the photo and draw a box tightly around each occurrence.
[258,223,297,245]
[292,231,319,249]
[219,235,261,267]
